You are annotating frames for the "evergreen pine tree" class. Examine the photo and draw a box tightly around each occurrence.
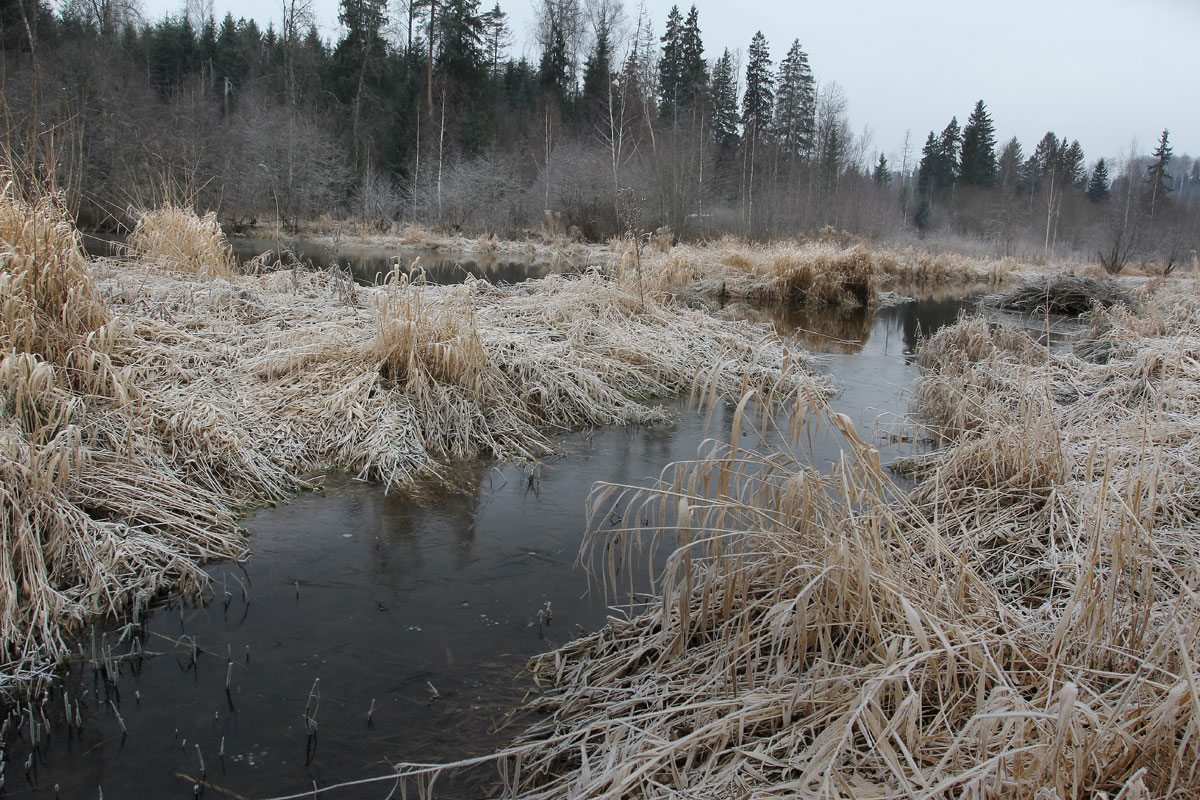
[933,117,960,190]
[708,48,738,148]
[958,100,996,187]
[436,0,486,90]
[997,136,1023,190]
[740,31,773,140]
[580,19,612,123]
[1146,128,1173,220]
[772,39,815,159]
[1059,140,1085,186]
[538,20,570,106]
[1086,158,1110,203]
[677,5,706,111]
[1025,132,1060,190]
[916,130,938,199]
[481,3,512,75]
[657,5,683,120]
[873,153,889,186]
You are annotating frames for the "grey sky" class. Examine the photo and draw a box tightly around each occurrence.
[145,0,1199,165]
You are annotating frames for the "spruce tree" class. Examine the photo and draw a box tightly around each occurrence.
[1146,128,1173,221]
[481,3,512,75]
[538,20,570,106]
[740,31,774,139]
[436,0,486,90]
[677,6,706,111]
[1059,140,1085,186]
[997,137,1023,189]
[933,117,960,190]
[772,39,815,159]
[1025,132,1060,190]
[580,20,612,123]
[657,5,683,120]
[958,100,996,187]
[873,153,889,186]
[1086,158,1110,203]
[916,131,938,199]
[708,48,738,148]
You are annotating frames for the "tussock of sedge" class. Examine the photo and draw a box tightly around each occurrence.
[125,203,237,279]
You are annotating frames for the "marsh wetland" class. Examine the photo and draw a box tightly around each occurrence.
[7,195,1200,800]
[0,253,976,797]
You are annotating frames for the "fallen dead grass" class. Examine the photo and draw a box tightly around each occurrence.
[1,182,250,688]
[0,188,830,690]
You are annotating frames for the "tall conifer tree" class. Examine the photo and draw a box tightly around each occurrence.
[772,39,815,159]
[958,100,996,187]
[709,48,738,148]
[1086,159,1110,203]
[740,31,773,139]
[657,5,683,119]
[677,6,706,111]
[1146,128,1173,221]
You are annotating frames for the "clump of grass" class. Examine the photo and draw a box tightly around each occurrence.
[126,204,236,279]
[0,179,109,363]
[641,240,881,306]
[1,187,252,687]
[983,273,1135,315]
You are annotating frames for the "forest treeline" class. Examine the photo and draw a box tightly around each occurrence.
[1,0,1196,264]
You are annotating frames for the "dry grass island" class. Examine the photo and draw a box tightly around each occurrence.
[6,175,1200,798]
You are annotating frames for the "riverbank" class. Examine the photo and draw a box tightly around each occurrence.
[243,220,1047,307]
[0,195,831,691]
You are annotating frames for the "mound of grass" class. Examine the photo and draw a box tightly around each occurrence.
[982,273,1135,315]
[126,204,237,279]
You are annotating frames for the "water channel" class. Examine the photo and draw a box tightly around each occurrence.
[3,245,982,799]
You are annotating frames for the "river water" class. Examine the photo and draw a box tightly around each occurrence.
[1,249,980,799]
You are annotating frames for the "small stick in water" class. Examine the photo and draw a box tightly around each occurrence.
[108,700,126,735]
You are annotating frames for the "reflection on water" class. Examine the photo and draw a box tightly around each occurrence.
[229,237,573,287]
[83,233,574,287]
[1,293,982,799]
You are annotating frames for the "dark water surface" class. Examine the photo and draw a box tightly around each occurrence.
[84,233,591,288]
[1,286,980,799]
[229,237,585,287]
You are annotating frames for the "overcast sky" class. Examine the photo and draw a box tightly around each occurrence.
[144,0,1199,165]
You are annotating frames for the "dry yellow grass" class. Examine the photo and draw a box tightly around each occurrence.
[0,195,831,690]
[280,277,1200,800]
[2,184,250,686]
[126,204,236,279]
[628,236,1015,307]
[482,280,1200,799]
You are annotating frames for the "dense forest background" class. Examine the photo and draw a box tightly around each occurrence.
[2,0,1196,265]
